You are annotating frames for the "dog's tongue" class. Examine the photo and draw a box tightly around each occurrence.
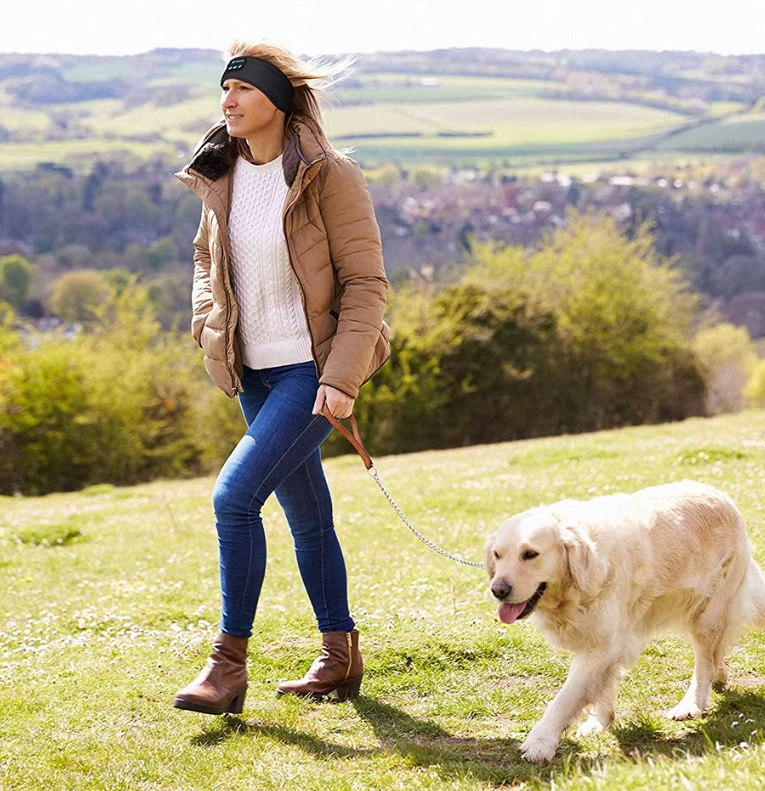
[498,602,527,624]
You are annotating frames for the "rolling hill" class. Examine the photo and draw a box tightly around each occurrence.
[0,47,762,170]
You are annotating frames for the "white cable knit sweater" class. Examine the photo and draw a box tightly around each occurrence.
[228,155,314,370]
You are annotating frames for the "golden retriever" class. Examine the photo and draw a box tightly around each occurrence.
[485,480,765,764]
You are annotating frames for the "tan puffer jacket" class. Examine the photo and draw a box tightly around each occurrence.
[176,122,390,398]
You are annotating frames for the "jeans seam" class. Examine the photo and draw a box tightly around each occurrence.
[251,414,329,504]
[305,461,330,630]
[239,496,261,631]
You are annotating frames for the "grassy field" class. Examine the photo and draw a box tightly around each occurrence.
[0,68,748,171]
[3,411,765,789]
[658,112,765,152]
[324,97,687,166]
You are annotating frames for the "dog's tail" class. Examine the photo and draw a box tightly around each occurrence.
[744,557,765,629]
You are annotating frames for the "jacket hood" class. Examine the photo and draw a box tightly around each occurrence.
[179,121,328,188]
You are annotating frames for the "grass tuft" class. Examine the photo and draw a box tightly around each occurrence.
[11,524,86,547]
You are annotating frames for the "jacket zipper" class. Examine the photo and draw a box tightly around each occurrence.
[282,160,322,379]
[345,632,352,679]
[214,210,239,397]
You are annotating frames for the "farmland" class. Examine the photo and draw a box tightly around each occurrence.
[0,47,761,171]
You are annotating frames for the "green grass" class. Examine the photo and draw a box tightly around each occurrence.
[659,112,765,152]
[340,74,560,105]
[0,67,751,171]
[3,411,765,789]
[0,139,181,171]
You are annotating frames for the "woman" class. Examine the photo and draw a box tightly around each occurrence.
[173,42,389,715]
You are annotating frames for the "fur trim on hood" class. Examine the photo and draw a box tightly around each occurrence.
[182,122,325,187]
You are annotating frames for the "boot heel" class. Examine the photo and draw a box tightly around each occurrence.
[334,675,362,701]
[225,686,247,714]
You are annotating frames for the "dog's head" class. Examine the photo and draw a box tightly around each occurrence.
[485,506,598,624]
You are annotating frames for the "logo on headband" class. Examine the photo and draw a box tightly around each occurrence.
[227,58,246,71]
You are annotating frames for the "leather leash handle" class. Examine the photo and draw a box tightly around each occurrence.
[321,405,374,470]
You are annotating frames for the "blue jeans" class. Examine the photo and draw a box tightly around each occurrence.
[211,362,355,638]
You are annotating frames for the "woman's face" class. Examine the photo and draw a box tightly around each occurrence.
[220,79,284,141]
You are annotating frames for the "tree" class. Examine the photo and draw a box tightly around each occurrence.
[49,270,112,321]
[0,254,33,310]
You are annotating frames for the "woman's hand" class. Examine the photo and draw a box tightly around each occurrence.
[312,384,355,419]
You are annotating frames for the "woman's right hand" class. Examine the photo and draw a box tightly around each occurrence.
[312,384,355,419]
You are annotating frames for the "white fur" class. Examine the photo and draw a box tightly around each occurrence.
[484,480,765,764]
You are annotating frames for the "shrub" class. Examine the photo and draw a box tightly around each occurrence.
[345,211,706,457]
[49,269,112,321]
[0,282,225,495]
[693,323,758,413]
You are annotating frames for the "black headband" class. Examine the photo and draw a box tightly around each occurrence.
[220,57,295,112]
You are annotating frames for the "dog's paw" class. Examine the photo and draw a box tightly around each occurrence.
[666,701,703,721]
[576,715,606,738]
[520,735,558,764]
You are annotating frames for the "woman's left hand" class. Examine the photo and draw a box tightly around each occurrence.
[312,384,355,419]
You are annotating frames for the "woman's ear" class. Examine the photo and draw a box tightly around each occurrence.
[560,523,597,592]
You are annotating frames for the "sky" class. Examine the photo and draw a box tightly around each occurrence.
[5,0,764,57]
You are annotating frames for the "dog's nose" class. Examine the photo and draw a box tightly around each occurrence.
[491,580,512,600]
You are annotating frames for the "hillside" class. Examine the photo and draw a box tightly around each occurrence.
[3,411,765,789]
[0,47,763,170]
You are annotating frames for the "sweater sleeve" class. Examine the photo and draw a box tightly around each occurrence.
[318,157,389,398]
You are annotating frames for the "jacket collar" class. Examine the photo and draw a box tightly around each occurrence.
[178,121,327,188]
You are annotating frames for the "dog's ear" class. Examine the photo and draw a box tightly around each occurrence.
[560,523,597,591]
[484,534,497,578]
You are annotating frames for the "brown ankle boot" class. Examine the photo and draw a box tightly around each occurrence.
[277,630,363,701]
[173,631,248,715]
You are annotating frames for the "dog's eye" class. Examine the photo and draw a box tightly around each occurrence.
[522,550,539,561]
[493,550,501,560]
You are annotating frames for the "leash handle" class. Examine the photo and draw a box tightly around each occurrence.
[321,406,374,470]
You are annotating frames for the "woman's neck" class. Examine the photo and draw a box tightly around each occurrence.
[244,133,285,165]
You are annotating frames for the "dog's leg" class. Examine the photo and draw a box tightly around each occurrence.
[667,626,736,721]
[521,654,614,763]
[577,667,621,737]
[668,600,741,721]
[667,637,715,720]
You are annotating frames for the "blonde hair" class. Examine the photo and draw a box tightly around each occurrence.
[225,41,352,156]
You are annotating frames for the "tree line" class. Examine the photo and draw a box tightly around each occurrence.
[3,159,765,338]
[3,211,745,496]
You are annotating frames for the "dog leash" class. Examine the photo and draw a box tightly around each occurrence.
[322,407,484,568]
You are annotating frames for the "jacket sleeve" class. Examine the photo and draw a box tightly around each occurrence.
[318,157,389,398]
[191,208,214,347]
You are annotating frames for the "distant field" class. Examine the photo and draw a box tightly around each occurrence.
[324,97,688,165]
[658,112,765,152]
[0,139,179,171]
[340,73,557,104]
[0,69,755,171]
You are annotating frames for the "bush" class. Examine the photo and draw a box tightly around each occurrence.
[345,211,706,456]
[0,254,32,310]
[0,282,237,495]
[49,269,112,321]
[692,323,758,413]
[0,211,710,492]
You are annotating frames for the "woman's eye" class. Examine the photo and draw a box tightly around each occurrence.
[522,550,539,561]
